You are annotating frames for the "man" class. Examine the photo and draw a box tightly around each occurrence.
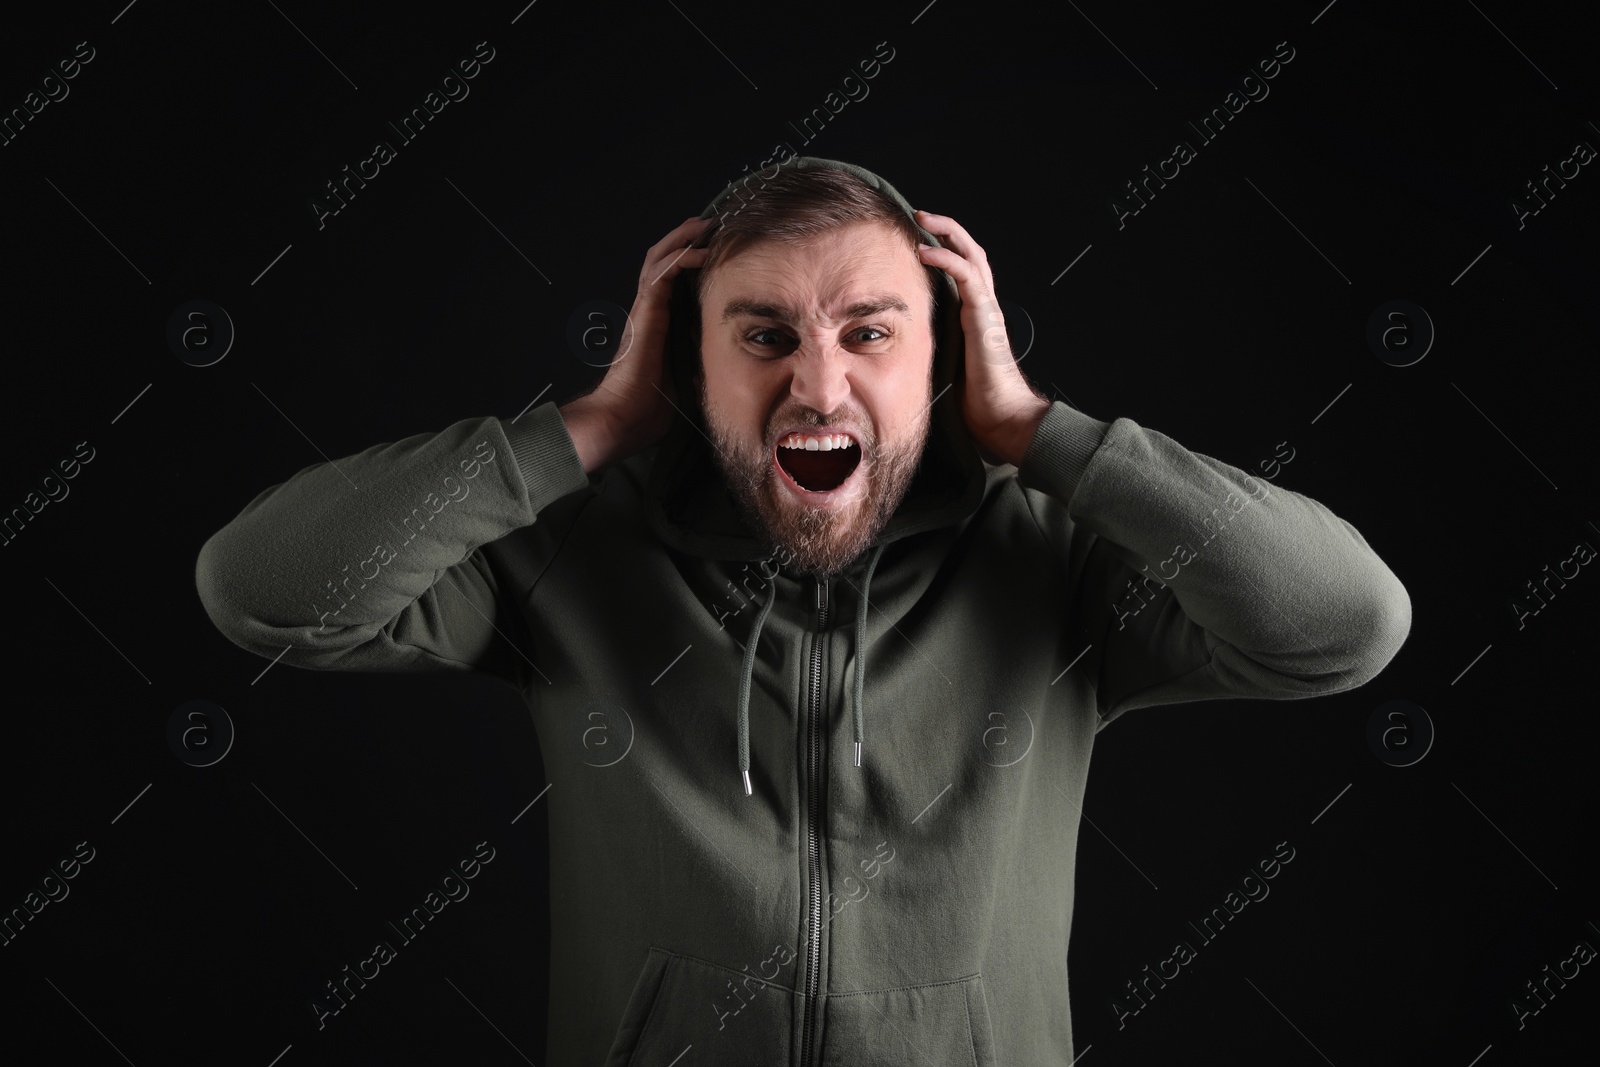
[196,156,1411,1065]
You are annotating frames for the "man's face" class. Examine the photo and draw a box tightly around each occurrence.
[697,220,936,579]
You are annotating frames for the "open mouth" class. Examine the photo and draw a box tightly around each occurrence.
[774,432,862,492]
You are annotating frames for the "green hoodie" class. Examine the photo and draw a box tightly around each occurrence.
[195,157,1411,1065]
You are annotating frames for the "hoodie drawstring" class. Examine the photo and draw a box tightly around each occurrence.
[736,542,887,796]
[737,584,776,797]
[852,542,886,768]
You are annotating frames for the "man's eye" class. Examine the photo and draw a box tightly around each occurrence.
[742,326,888,349]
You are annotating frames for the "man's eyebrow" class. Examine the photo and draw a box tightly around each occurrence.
[721,295,911,324]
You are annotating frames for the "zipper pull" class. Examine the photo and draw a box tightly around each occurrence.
[816,578,827,612]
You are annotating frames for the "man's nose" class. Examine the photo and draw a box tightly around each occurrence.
[787,342,852,416]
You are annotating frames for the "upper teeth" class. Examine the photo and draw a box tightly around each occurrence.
[779,433,856,451]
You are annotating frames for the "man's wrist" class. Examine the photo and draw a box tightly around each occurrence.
[996,396,1053,467]
[559,397,620,476]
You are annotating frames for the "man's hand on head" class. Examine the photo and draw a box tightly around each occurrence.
[561,216,711,475]
[914,209,1051,468]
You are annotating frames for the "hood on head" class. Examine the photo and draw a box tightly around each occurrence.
[646,155,987,568]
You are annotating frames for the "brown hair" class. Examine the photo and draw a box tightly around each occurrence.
[691,163,941,323]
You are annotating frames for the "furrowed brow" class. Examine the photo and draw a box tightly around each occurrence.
[721,295,910,324]
[842,296,910,319]
[722,300,794,323]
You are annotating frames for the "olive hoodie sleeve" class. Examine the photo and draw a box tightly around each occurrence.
[193,401,591,691]
[1014,400,1412,728]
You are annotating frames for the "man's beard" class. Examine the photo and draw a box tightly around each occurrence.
[700,378,932,579]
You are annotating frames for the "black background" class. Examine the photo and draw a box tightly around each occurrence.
[2,1,1596,1064]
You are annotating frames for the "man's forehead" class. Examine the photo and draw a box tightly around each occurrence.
[702,218,934,327]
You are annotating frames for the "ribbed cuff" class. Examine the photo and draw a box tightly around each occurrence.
[497,401,592,514]
[1016,400,1113,506]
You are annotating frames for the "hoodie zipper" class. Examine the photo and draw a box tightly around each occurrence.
[800,577,829,1067]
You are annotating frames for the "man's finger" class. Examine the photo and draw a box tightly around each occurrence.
[919,244,998,310]
[916,210,996,293]
[646,245,709,289]
[647,215,713,260]
[917,243,976,284]
[915,210,985,259]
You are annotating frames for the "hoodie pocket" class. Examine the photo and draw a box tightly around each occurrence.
[818,973,998,1067]
[603,947,793,1066]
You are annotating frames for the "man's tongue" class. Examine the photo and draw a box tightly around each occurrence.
[776,443,861,492]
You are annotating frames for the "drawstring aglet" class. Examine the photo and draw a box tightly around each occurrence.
[854,741,862,767]
[742,770,752,796]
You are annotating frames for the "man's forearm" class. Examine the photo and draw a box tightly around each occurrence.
[195,406,589,668]
[1019,400,1411,691]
